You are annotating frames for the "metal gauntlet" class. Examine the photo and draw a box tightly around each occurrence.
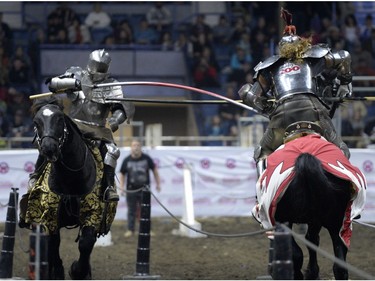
[107,109,126,132]
[326,50,352,84]
[238,83,273,116]
[48,77,81,93]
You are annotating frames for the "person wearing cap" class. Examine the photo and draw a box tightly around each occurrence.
[238,8,353,178]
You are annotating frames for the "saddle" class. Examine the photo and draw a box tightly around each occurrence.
[284,121,324,143]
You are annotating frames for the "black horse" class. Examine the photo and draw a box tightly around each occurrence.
[253,125,366,280]
[20,97,117,279]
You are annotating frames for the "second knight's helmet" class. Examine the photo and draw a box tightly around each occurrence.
[87,49,111,82]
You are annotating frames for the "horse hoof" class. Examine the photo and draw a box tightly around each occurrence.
[69,260,92,280]
[50,264,65,280]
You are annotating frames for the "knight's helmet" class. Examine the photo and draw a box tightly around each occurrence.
[87,49,111,82]
[278,8,301,47]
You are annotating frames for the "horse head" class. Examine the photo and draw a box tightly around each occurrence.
[32,97,67,163]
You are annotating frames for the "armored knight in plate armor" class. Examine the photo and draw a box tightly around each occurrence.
[33,49,135,202]
[238,8,353,177]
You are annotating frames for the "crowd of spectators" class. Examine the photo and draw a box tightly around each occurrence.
[1,2,375,148]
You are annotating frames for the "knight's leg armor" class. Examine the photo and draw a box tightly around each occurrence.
[253,145,268,178]
[318,113,351,159]
[100,142,120,202]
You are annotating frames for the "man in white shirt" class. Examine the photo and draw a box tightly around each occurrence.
[84,3,111,29]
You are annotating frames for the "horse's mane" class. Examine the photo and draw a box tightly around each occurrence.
[31,96,64,117]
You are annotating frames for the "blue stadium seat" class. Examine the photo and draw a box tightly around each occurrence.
[90,28,114,44]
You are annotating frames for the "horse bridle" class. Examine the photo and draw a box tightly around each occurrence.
[34,123,69,152]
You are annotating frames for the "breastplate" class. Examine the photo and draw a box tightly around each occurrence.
[69,99,111,127]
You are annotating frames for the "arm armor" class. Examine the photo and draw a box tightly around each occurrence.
[107,106,126,132]
[48,77,81,93]
[238,82,273,116]
[325,50,352,85]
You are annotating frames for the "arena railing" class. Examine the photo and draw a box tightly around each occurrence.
[1,77,374,149]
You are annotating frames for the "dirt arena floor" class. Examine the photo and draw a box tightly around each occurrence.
[6,217,375,280]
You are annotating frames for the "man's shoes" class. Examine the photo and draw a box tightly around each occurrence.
[104,186,119,202]
[124,230,135,238]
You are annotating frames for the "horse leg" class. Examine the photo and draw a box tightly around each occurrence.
[328,229,348,280]
[288,223,304,280]
[304,223,322,280]
[69,226,96,280]
[48,232,65,280]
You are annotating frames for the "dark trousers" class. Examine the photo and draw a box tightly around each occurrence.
[126,190,142,232]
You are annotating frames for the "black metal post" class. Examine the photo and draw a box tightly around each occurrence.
[268,238,274,276]
[124,186,160,279]
[29,224,48,280]
[272,223,293,280]
[0,187,18,278]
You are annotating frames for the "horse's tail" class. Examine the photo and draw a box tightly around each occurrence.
[294,153,328,206]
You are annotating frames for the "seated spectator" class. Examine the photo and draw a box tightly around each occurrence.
[114,19,134,45]
[6,109,34,149]
[236,32,252,56]
[174,32,193,54]
[51,2,77,30]
[52,28,69,44]
[351,42,375,89]
[189,14,213,44]
[84,3,112,30]
[68,16,91,44]
[28,27,46,77]
[225,45,252,86]
[218,83,243,135]
[0,46,10,96]
[201,46,220,73]
[212,15,232,45]
[160,31,173,50]
[319,17,334,43]
[340,101,368,148]
[229,17,250,45]
[250,16,269,44]
[46,11,64,43]
[341,14,360,52]
[324,26,345,51]
[193,57,221,88]
[0,102,10,140]
[360,14,375,42]
[146,2,172,34]
[102,34,115,46]
[192,31,212,62]
[6,87,31,117]
[134,18,158,45]
[363,28,375,64]
[204,115,225,146]
[8,58,33,93]
[227,124,239,146]
[251,30,267,64]
[11,45,32,67]
[0,12,13,55]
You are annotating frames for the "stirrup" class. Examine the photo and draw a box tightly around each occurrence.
[103,186,119,202]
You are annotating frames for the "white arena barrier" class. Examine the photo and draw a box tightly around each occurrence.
[0,147,374,222]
